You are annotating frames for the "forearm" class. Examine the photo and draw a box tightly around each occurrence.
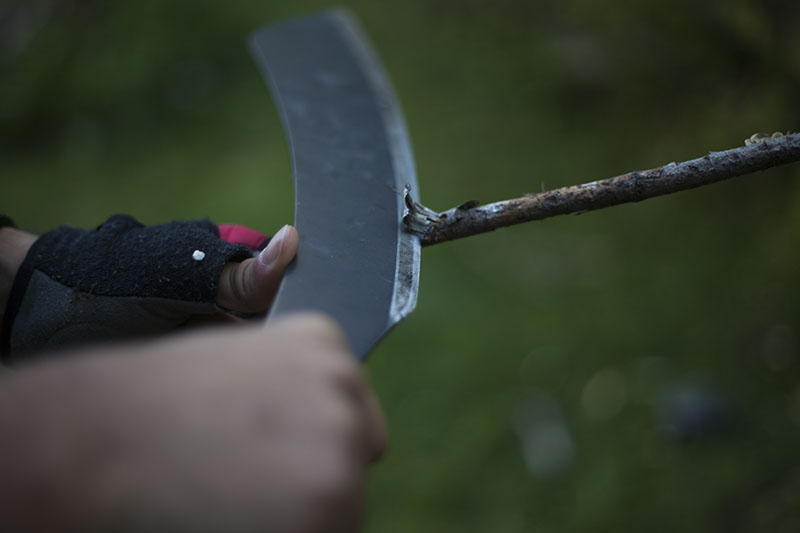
[0,226,37,325]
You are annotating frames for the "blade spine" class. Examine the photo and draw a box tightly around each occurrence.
[247,27,307,325]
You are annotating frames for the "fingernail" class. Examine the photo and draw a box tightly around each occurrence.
[258,225,289,268]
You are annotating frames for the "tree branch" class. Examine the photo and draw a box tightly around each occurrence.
[409,133,800,246]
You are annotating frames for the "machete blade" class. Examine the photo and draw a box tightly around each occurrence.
[249,10,421,360]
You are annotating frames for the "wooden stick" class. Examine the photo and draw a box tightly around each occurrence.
[408,133,800,246]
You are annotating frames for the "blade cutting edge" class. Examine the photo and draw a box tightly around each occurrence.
[249,10,421,359]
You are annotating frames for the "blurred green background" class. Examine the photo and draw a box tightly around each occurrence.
[3,0,800,531]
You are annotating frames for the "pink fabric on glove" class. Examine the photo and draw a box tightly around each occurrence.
[218,224,269,250]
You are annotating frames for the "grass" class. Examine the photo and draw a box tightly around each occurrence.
[2,0,799,530]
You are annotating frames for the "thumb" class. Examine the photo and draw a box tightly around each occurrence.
[216,225,299,313]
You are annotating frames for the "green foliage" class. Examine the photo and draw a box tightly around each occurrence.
[2,0,799,531]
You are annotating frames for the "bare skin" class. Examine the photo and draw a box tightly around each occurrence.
[0,226,37,325]
[216,224,300,313]
[0,313,386,532]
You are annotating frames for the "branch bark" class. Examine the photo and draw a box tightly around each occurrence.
[412,133,800,246]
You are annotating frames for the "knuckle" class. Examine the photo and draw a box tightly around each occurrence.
[331,361,363,388]
[229,260,254,307]
[274,312,352,353]
[219,260,254,311]
[326,400,361,440]
[304,314,350,349]
[327,364,369,409]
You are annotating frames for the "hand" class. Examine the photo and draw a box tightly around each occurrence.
[0,313,387,532]
[0,222,299,317]
[1,216,299,362]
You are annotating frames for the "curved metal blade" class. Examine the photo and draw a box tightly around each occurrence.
[249,10,421,359]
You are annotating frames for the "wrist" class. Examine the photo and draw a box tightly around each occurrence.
[0,227,37,324]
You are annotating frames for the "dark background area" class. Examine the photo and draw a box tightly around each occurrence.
[2,0,800,531]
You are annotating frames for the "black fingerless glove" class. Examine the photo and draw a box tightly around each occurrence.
[1,215,255,364]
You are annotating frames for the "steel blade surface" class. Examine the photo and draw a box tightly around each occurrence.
[250,10,421,359]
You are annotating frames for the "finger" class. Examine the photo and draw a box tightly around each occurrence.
[269,313,351,354]
[334,369,389,464]
[357,377,389,463]
[270,314,386,461]
[216,225,299,313]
